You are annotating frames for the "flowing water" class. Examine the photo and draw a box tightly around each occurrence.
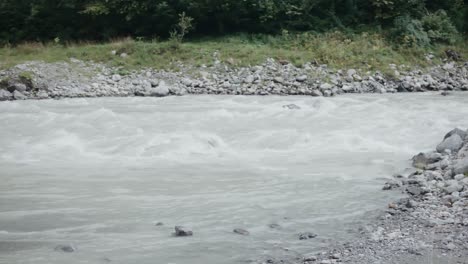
[0,93,467,264]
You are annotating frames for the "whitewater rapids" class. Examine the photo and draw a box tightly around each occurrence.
[0,93,467,264]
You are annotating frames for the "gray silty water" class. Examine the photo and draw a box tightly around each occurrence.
[0,93,467,264]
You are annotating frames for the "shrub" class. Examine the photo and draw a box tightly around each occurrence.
[421,10,458,44]
[391,15,430,47]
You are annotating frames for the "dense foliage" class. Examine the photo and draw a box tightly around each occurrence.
[0,0,466,45]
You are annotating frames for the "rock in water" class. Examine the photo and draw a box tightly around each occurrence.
[299,232,317,240]
[444,128,467,141]
[174,226,193,237]
[436,134,463,153]
[412,152,442,169]
[151,81,170,97]
[233,228,250,236]
[282,104,301,110]
[54,244,76,253]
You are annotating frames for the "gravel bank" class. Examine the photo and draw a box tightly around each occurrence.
[260,128,468,264]
[0,58,467,101]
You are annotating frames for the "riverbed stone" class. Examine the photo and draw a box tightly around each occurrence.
[54,244,76,253]
[0,89,12,100]
[454,158,468,175]
[436,134,463,153]
[299,232,317,240]
[444,128,467,140]
[233,228,249,236]
[150,81,170,97]
[174,226,193,237]
[13,90,27,100]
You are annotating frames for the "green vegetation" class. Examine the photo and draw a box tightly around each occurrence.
[1,33,466,74]
[0,0,466,45]
[0,1,466,73]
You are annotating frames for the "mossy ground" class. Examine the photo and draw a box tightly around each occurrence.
[1,32,466,76]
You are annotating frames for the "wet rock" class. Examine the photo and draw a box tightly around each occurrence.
[0,89,12,100]
[268,224,281,229]
[283,104,301,110]
[444,128,467,141]
[436,134,463,153]
[13,90,26,100]
[311,90,323,97]
[233,228,250,236]
[174,226,193,237]
[299,232,317,240]
[413,152,442,169]
[54,244,76,253]
[155,222,164,226]
[383,180,401,190]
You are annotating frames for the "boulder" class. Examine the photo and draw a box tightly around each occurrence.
[150,81,170,97]
[436,134,463,153]
[444,128,467,141]
[174,226,193,237]
[454,158,468,175]
[0,89,12,101]
[13,90,27,100]
[412,152,442,169]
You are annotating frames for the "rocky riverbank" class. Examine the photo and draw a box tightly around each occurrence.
[1,58,467,101]
[262,128,468,264]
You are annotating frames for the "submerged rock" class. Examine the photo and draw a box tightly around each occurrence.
[299,232,317,240]
[174,226,193,237]
[282,104,301,110]
[233,228,250,236]
[54,244,76,253]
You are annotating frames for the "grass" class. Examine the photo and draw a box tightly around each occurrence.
[0,32,467,75]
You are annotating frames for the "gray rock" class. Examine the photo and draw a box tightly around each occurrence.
[444,128,467,140]
[299,232,317,240]
[12,82,28,92]
[296,75,308,82]
[150,81,170,97]
[54,244,76,253]
[0,89,12,100]
[320,83,333,90]
[36,90,49,99]
[174,226,193,237]
[268,224,281,229]
[245,75,255,84]
[233,228,249,236]
[383,180,401,190]
[155,222,164,226]
[444,180,463,193]
[13,90,27,100]
[453,158,468,175]
[436,134,463,153]
[283,104,301,110]
[273,77,284,84]
[112,74,122,82]
[412,152,442,169]
[311,90,323,97]
[120,53,128,58]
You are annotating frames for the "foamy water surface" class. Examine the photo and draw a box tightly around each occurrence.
[0,93,467,264]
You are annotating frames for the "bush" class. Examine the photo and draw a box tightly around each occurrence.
[421,10,458,44]
[391,15,430,47]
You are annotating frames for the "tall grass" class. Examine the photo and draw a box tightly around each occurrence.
[1,32,466,74]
